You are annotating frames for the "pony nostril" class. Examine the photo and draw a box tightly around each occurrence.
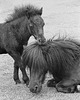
[34,85,38,91]
[38,38,46,44]
[30,85,38,93]
[38,39,41,42]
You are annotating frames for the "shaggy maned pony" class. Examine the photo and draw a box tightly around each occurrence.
[22,38,80,93]
[0,5,45,84]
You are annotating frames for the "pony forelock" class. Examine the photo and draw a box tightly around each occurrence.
[6,5,42,23]
[22,42,48,73]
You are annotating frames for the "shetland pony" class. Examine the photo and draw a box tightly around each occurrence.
[22,37,80,93]
[0,5,45,84]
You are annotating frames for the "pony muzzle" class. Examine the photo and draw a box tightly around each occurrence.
[33,34,46,43]
[36,36,46,45]
[29,83,42,93]
[38,37,46,42]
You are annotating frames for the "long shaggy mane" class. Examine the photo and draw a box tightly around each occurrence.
[22,37,80,76]
[22,42,47,73]
[44,38,80,75]
[6,5,42,23]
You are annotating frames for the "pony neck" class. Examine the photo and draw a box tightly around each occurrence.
[23,32,31,45]
[22,19,32,45]
[10,16,32,45]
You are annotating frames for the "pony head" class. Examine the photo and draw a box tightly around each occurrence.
[22,42,48,93]
[6,5,46,44]
[28,7,46,43]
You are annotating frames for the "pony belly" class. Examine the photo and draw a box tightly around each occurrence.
[49,65,80,88]
[69,70,80,85]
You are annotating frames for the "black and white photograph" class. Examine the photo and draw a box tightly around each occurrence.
[0,0,80,100]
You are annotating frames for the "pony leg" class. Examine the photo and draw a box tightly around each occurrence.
[9,51,29,84]
[47,77,60,87]
[47,78,58,87]
[56,79,77,93]
[14,61,21,84]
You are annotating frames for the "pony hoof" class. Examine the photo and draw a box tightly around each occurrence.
[56,86,76,93]
[47,79,56,87]
[26,80,29,86]
[15,79,21,84]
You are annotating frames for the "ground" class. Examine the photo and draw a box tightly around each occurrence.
[1,54,80,100]
[0,0,80,100]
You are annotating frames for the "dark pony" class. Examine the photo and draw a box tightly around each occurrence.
[0,5,45,84]
[22,37,80,93]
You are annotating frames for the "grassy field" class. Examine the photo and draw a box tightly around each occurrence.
[0,54,80,100]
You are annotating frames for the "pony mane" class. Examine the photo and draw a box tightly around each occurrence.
[44,37,80,75]
[22,37,80,76]
[6,5,42,23]
[22,42,47,73]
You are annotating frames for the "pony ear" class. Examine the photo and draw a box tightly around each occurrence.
[39,7,43,15]
[27,14,30,19]
[26,9,31,19]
